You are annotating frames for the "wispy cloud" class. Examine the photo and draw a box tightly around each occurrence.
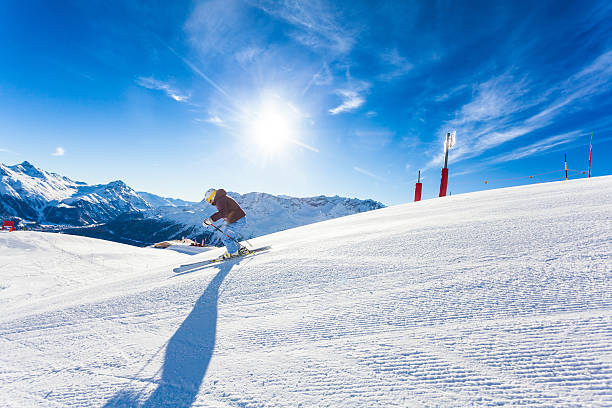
[526,50,612,125]
[488,130,583,164]
[290,139,320,153]
[52,147,65,156]
[434,84,469,102]
[329,89,365,114]
[195,114,226,127]
[165,46,231,100]
[234,46,263,65]
[378,48,413,81]
[329,80,371,115]
[0,148,19,155]
[454,74,532,125]
[135,76,190,102]
[249,0,358,55]
[423,73,534,170]
[206,115,223,125]
[184,0,246,57]
[426,49,612,170]
[354,166,386,182]
[303,63,333,95]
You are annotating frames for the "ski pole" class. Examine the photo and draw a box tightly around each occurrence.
[240,235,253,248]
[208,222,249,248]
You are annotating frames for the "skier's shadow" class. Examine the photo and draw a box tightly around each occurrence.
[104,258,241,407]
[173,259,218,274]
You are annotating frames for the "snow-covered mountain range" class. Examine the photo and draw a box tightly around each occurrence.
[0,162,149,225]
[0,161,384,245]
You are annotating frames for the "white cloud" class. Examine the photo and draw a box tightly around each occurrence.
[574,49,612,79]
[378,48,413,81]
[184,0,245,57]
[249,0,358,55]
[455,74,532,125]
[52,147,65,156]
[205,115,223,125]
[312,63,333,86]
[488,131,583,164]
[194,115,225,127]
[165,45,232,101]
[526,50,612,126]
[303,63,333,95]
[188,0,357,58]
[329,80,371,115]
[290,139,320,153]
[135,77,190,102]
[434,84,469,102]
[329,90,365,114]
[354,166,385,182]
[0,148,18,155]
[475,125,536,152]
[235,46,263,64]
[426,49,612,170]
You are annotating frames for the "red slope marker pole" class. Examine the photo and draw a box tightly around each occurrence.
[439,168,448,197]
[414,170,422,202]
[588,132,593,178]
[565,154,568,180]
[439,133,450,197]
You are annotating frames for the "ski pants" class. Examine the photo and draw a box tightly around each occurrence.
[218,217,247,254]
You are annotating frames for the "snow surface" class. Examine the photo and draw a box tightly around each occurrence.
[1,176,611,407]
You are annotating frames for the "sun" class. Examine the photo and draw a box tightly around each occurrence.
[249,99,295,152]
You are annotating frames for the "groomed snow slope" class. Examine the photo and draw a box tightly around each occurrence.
[1,176,611,407]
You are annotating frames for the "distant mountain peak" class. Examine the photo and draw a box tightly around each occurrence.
[107,180,128,189]
[10,161,46,178]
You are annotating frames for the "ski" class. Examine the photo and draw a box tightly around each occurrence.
[208,246,272,264]
[172,246,271,275]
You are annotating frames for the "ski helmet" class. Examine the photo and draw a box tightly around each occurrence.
[204,188,217,204]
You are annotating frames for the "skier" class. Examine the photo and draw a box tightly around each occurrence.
[202,188,249,259]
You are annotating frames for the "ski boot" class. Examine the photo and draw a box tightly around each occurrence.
[215,251,233,261]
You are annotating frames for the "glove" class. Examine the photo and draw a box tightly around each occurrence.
[202,218,213,226]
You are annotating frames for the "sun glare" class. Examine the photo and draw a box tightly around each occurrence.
[249,100,296,153]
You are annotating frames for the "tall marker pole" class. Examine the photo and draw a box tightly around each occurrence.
[414,170,422,202]
[588,132,593,178]
[565,154,568,180]
[439,131,455,197]
[443,134,450,169]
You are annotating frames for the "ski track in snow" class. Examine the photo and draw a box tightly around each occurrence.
[0,177,611,407]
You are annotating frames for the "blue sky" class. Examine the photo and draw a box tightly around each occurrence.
[1,0,611,205]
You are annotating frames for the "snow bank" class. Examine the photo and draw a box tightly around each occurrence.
[0,176,611,407]
[0,232,191,317]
